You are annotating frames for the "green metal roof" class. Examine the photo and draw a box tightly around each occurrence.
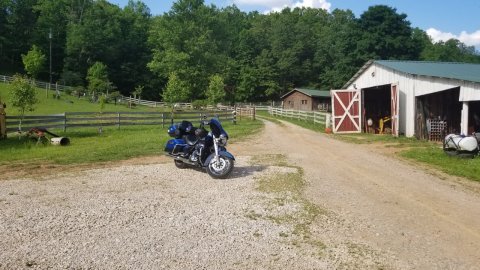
[343,60,480,89]
[281,88,330,99]
[376,60,480,83]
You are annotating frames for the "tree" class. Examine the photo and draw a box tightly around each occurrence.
[86,62,113,100]
[421,38,480,63]
[317,9,363,89]
[63,0,122,87]
[1,0,38,72]
[8,75,38,130]
[22,45,46,79]
[33,0,72,82]
[162,72,190,103]
[357,5,419,60]
[0,0,9,65]
[206,75,225,105]
[148,0,225,100]
[132,85,144,100]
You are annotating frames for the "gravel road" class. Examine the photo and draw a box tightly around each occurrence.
[1,119,480,269]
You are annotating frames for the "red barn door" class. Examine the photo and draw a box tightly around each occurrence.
[331,89,361,133]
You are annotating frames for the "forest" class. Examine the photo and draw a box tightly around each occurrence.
[1,0,479,103]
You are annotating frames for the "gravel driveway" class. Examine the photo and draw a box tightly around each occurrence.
[1,119,480,269]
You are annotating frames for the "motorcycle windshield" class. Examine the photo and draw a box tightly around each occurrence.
[209,118,228,139]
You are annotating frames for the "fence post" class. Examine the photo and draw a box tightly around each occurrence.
[55,82,59,99]
[326,114,331,128]
[162,113,165,127]
[252,106,256,121]
[117,113,121,129]
[63,112,67,132]
[0,103,6,139]
[232,110,237,125]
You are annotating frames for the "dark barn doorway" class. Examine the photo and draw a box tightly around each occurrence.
[362,84,392,134]
[415,87,462,141]
[468,101,480,134]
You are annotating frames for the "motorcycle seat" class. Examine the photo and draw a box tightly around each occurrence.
[184,134,198,146]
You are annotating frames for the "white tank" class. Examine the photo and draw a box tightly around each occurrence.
[444,134,479,152]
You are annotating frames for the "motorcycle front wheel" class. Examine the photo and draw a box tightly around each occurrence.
[206,156,234,179]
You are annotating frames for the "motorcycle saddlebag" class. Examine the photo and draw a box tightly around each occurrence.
[165,138,186,154]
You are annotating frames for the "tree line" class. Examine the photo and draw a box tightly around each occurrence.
[1,0,479,104]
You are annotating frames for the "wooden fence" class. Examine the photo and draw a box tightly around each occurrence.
[236,107,256,120]
[0,75,73,94]
[120,96,194,109]
[5,110,237,133]
[268,107,331,127]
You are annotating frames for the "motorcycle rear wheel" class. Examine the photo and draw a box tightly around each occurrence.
[174,160,188,169]
[206,156,234,179]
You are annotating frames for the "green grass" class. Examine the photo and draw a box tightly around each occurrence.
[1,82,263,166]
[0,119,262,165]
[260,109,480,182]
[0,83,160,115]
[401,146,480,181]
[0,126,164,165]
[228,118,264,143]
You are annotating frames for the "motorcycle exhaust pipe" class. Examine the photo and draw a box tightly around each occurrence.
[167,154,197,166]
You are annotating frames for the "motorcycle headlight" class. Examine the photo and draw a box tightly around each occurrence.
[218,134,228,146]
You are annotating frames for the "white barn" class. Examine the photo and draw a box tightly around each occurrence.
[332,60,480,140]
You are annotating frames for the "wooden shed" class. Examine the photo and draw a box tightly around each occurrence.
[333,60,480,140]
[281,88,331,112]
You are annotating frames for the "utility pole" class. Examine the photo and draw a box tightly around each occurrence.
[49,28,52,84]
[48,28,52,99]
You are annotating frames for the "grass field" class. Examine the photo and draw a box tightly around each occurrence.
[0,83,159,115]
[0,119,263,165]
[258,110,480,182]
[0,82,263,166]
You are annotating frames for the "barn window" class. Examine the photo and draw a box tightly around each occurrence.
[301,100,307,104]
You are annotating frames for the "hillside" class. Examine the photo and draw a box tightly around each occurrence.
[0,83,158,116]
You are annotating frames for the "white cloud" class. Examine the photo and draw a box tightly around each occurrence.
[292,0,331,10]
[233,0,331,13]
[427,28,480,48]
[233,0,291,6]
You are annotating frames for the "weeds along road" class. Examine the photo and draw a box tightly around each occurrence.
[233,119,480,269]
[1,119,480,269]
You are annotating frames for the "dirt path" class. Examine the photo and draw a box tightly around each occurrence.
[232,119,480,269]
[2,119,480,269]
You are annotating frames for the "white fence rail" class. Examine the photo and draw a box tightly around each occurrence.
[0,74,74,93]
[120,96,194,109]
[0,74,275,114]
[268,107,331,128]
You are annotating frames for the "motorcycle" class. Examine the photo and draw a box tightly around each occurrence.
[443,132,480,158]
[164,118,235,179]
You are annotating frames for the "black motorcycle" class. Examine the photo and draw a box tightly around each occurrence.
[164,118,235,179]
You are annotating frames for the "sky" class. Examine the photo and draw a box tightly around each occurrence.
[110,0,480,49]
